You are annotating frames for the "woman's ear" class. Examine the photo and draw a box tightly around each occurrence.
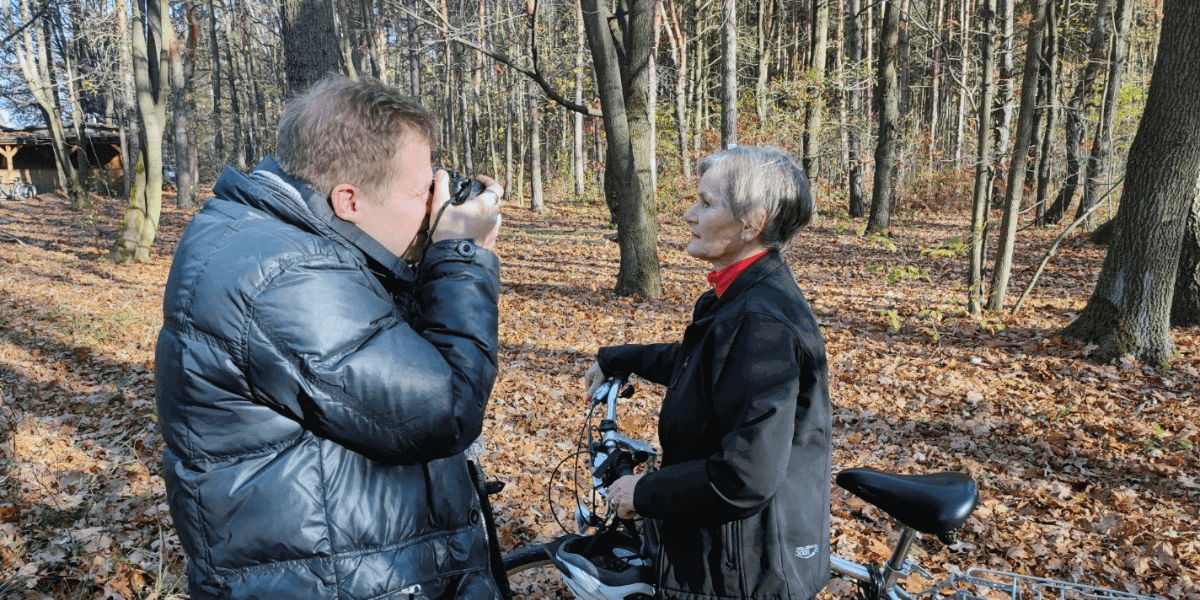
[330,183,362,223]
[742,206,768,240]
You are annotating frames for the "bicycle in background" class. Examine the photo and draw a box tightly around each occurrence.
[501,376,1166,600]
[0,179,36,202]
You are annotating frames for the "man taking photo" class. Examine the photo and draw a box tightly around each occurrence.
[155,74,508,600]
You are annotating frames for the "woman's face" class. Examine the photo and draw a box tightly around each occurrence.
[683,171,760,270]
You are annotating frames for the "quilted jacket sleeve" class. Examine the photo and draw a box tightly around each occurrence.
[244,240,499,465]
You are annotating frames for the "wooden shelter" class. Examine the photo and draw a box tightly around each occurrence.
[0,124,123,193]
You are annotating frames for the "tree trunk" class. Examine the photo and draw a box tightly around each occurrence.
[986,0,1046,312]
[846,0,865,218]
[989,0,1013,191]
[927,0,944,146]
[574,2,587,196]
[1077,0,1133,230]
[1032,0,1059,226]
[953,0,970,167]
[61,7,92,208]
[281,0,344,97]
[170,0,200,208]
[804,0,829,178]
[664,0,690,176]
[866,0,900,235]
[1172,189,1200,327]
[581,0,662,298]
[968,0,997,315]
[754,0,774,126]
[1044,0,1111,225]
[222,17,247,171]
[335,0,358,79]
[207,0,224,166]
[110,0,169,263]
[9,0,85,208]
[408,0,421,96]
[1061,0,1200,365]
[897,0,910,118]
[720,0,737,148]
[530,98,544,213]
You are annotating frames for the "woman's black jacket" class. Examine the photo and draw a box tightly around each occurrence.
[598,251,832,600]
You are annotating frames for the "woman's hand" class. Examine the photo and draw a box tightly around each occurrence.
[607,474,643,519]
[583,361,605,399]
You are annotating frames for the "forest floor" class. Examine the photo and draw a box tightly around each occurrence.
[0,183,1196,600]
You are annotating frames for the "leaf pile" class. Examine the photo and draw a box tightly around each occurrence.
[0,188,1196,600]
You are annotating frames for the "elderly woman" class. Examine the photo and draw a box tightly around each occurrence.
[584,146,831,600]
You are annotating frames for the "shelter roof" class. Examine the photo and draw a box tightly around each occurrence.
[0,123,121,145]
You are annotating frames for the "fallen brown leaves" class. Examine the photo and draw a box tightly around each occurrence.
[0,186,1196,600]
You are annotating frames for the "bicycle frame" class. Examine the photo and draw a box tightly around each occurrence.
[829,522,1165,600]
[574,376,658,534]
[505,379,1166,600]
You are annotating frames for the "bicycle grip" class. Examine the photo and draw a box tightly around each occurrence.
[613,452,637,479]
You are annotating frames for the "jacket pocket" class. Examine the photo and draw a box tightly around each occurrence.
[424,455,476,530]
[721,520,747,596]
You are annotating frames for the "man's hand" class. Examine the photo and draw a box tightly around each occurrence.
[430,172,503,249]
[607,474,642,519]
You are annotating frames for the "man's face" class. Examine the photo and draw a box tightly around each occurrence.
[354,139,434,262]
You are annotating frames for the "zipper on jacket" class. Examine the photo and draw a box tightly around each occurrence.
[468,461,503,600]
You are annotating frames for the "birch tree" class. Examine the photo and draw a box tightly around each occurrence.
[110,0,170,262]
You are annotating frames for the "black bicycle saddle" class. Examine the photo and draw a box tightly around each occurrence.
[836,468,979,537]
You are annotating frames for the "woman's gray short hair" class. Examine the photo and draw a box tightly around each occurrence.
[696,146,813,251]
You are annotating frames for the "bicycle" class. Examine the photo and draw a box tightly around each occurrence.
[0,179,36,202]
[500,376,1167,600]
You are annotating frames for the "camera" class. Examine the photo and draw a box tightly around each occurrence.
[433,168,485,205]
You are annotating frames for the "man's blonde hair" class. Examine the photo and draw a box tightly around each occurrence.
[276,74,437,203]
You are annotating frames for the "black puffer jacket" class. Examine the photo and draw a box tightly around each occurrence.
[155,158,504,600]
[598,252,831,600]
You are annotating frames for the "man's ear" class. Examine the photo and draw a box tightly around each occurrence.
[330,183,362,223]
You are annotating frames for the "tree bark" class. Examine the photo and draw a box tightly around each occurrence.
[803,0,828,178]
[754,0,775,127]
[1077,0,1133,230]
[846,0,865,218]
[530,97,544,213]
[927,0,944,146]
[170,0,200,208]
[110,0,169,263]
[968,0,997,315]
[986,0,1046,312]
[664,0,690,176]
[866,0,900,235]
[281,0,344,97]
[581,0,662,298]
[1061,0,1200,365]
[9,0,86,208]
[953,0,969,167]
[720,0,737,148]
[1032,0,1059,226]
[1172,189,1200,327]
[1044,0,1111,225]
[993,0,1014,164]
[221,14,247,170]
[573,2,587,196]
[207,0,224,166]
[408,0,421,96]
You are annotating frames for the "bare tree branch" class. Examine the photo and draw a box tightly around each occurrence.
[384,0,602,117]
